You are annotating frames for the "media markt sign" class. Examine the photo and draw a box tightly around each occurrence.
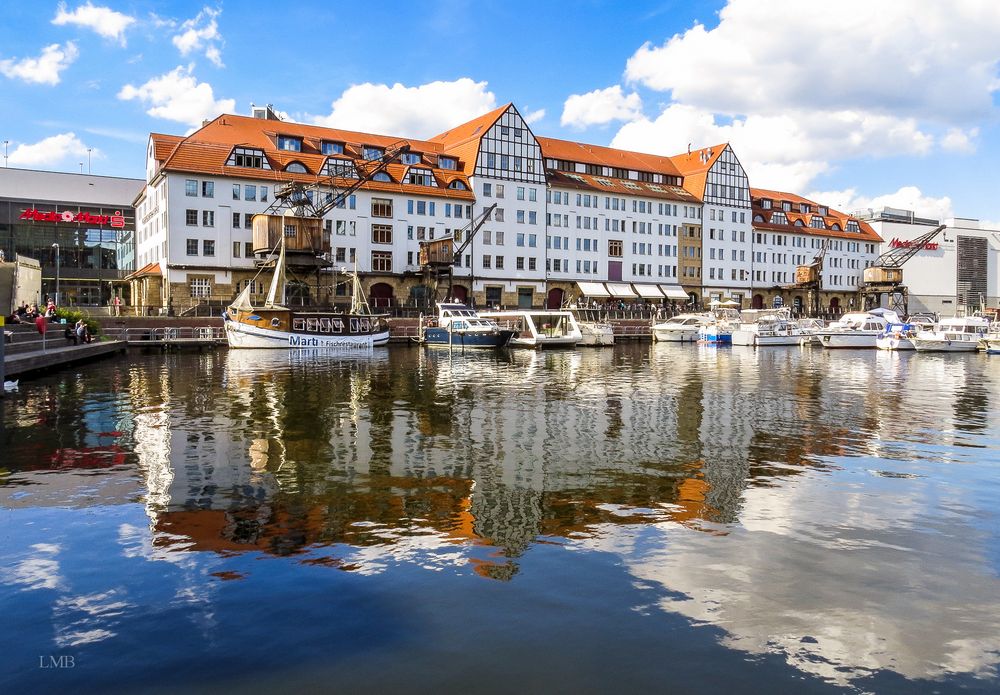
[19,208,126,229]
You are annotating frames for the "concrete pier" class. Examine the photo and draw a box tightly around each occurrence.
[3,340,126,378]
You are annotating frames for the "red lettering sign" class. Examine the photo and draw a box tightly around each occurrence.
[19,208,116,226]
[889,237,939,251]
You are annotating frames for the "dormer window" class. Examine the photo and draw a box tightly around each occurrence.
[277,135,302,152]
[321,158,358,178]
[372,172,392,182]
[810,216,825,229]
[846,220,860,232]
[753,214,765,222]
[794,219,805,226]
[831,223,842,231]
[362,146,384,161]
[448,180,467,190]
[401,152,421,165]
[321,141,344,155]
[782,201,792,211]
[227,146,271,169]
[818,206,828,216]
[285,161,307,174]
[439,156,457,170]
[405,168,437,186]
[799,203,810,213]
[771,212,787,225]
[761,199,772,209]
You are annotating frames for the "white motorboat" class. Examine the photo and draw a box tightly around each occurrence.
[795,318,825,346]
[418,303,515,348]
[479,310,582,348]
[815,309,900,349]
[731,310,807,346]
[875,322,918,351]
[652,314,709,342]
[912,316,990,352]
[699,308,741,344]
[569,308,615,346]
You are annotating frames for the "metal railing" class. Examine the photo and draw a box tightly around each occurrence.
[102,326,226,344]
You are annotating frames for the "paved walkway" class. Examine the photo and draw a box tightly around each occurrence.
[3,341,126,378]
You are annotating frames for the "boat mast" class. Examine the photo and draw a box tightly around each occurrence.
[264,234,286,308]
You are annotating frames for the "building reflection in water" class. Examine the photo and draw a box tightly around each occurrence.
[5,344,997,687]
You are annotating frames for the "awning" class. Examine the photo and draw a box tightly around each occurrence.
[633,284,664,298]
[606,283,637,298]
[576,281,610,298]
[658,284,689,300]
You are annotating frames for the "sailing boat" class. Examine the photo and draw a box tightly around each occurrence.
[223,236,390,349]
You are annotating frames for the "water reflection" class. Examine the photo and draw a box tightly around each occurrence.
[1,345,999,690]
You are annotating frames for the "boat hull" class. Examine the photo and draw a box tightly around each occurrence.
[578,322,615,346]
[652,327,699,342]
[876,336,915,350]
[912,338,979,352]
[421,328,514,348]
[732,329,802,346]
[817,332,879,349]
[225,319,389,349]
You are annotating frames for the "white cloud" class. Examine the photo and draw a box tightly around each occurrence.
[171,7,224,67]
[940,127,979,153]
[0,42,78,85]
[8,132,99,168]
[561,86,643,128]
[612,103,933,192]
[118,65,235,128]
[806,186,954,221]
[524,108,546,125]
[52,2,136,46]
[313,78,497,139]
[625,0,1000,122]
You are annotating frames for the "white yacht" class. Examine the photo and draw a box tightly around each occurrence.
[479,310,582,349]
[568,308,615,346]
[651,314,709,342]
[731,310,807,346]
[913,316,990,352]
[816,309,900,349]
[875,322,918,351]
[698,308,742,344]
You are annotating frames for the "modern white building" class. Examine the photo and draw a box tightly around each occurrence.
[859,207,1000,316]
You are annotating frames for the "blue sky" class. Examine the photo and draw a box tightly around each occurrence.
[1,0,998,223]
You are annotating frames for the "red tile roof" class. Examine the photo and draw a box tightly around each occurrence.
[750,187,882,242]
[545,170,700,203]
[537,136,684,178]
[125,262,161,280]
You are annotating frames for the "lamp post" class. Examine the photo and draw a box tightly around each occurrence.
[2,140,8,168]
[51,243,60,306]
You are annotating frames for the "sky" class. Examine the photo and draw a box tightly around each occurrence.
[1,0,999,223]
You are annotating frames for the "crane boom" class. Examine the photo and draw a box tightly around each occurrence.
[453,203,498,258]
[870,224,945,268]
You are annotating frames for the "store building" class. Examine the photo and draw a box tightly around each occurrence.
[0,168,140,307]
[859,207,1000,316]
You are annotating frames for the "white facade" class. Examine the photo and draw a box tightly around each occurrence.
[696,145,753,299]
[863,209,1000,315]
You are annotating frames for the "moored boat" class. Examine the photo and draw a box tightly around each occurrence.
[875,322,919,351]
[419,303,515,348]
[731,309,806,346]
[569,308,615,346]
[651,313,708,342]
[815,309,900,349]
[912,316,990,352]
[479,310,582,348]
[223,237,389,349]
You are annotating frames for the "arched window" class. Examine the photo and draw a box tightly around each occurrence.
[753,214,765,222]
[831,223,842,231]
[448,180,467,190]
[372,172,392,182]
[794,219,805,227]
[285,161,307,174]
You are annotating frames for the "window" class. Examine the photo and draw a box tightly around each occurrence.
[321,141,344,155]
[528,258,536,271]
[285,162,307,174]
[245,184,257,201]
[277,135,302,151]
[190,277,211,297]
[232,212,241,229]
[372,198,392,218]
[185,209,198,226]
[448,180,467,190]
[371,251,392,272]
[496,184,505,198]
[483,182,492,197]
[202,210,214,227]
[516,257,524,270]
[284,224,296,238]
[201,181,214,198]
[529,211,537,225]
[372,172,392,182]
[371,224,392,244]
[517,187,525,200]
[232,184,240,200]
[245,242,253,257]
[228,147,269,169]
[401,152,421,165]
[406,168,436,186]
[233,241,241,257]
[186,239,198,255]
[517,210,525,224]
[439,156,457,170]
[185,179,198,196]
[482,255,491,269]
[529,234,536,247]
[529,188,537,202]
[203,240,215,256]
[495,256,504,269]
[261,186,268,202]
[244,213,253,229]
[335,247,346,263]
[362,145,384,161]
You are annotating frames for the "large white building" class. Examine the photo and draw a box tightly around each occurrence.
[130,102,882,313]
[860,207,1000,316]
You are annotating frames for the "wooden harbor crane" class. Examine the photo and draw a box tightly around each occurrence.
[792,241,827,316]
[859,224,945,316]
[249,141,410,303]
[418,203,498,303]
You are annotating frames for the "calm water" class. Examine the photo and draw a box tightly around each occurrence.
[2,344,999,693]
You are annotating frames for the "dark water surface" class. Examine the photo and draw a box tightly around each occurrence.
[2,344,999,693]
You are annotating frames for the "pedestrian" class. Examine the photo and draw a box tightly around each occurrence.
[112,294,122,317]
[76,320,87,345]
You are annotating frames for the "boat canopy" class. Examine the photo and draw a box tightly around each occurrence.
[633,284,664,298]
[576,281,610,298]
[606,283,637,298]
[658,284,689,300]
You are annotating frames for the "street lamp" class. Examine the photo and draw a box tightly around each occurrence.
[51,243,60,306]
[2,140,8,168]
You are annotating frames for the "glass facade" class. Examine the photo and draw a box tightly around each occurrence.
[0,200,136,307]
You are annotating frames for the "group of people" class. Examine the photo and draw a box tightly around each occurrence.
[65,319,92,345]
[8,298,58,324]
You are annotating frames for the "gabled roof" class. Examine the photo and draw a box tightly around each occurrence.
[546,170,700,204]
[125,262,161,280]
[428,103,513,176]
[669,144,729,199]
[537,136,684,178]
[750,187,882,242]
[150,114,474,201]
